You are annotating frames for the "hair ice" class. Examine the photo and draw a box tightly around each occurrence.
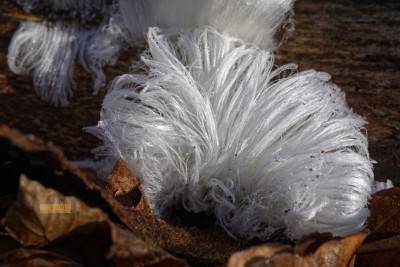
[8,0,295,105]
[111,0,295,49]
[7,19,122,105]
[79,24,122,94]
[88,27,377,240]
[8,21,83,106]
[8,0,116,104]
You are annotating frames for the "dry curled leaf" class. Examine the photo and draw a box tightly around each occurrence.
[226,243,291,267]
[308,233,366,267]
[108,223,188,267]
[227,233,367,267]
[42,222,111,267]
[294,232,335,255]
[356,235,400,267]
[37,221,188,267]
[0,172,186,266]
[0,232,20,255]
[107,158,140,196]
[0,125,164,243]
[0,125,240,264]
[2,174,110,246]
[0,248,83,267]
[107,159,149,211]
[367,187,400,234]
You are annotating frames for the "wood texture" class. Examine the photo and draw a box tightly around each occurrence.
[278,1,400,185]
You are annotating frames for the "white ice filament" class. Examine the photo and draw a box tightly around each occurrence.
[88,27,375,240]
[8,0,295,105]
[8,22,82,106]
[111,0,295,49]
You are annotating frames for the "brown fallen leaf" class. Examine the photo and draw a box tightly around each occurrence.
[0,125,241,264]
[2,174,110,246]
[295,232,335,255]
[0,172,18,220]
[107,159,149,211]
[108,223,188,267]
[367,187,400,234]
[227,232,367,267]
[308,233,366,267]
[0,232,20,255]
[39,221,188,267]
[1,173,187,266]
[0,125,165,243]
[107,158,140,196]
[357,187,400,267]
[42,222,111,267]
[356,235,400,267]
[0,248,84,267]
[226,243,292,267]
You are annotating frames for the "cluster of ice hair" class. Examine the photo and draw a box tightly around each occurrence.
[89,26,389,240]
[9,0,392,240]
[7,0,294,106]
[7,0,117,106]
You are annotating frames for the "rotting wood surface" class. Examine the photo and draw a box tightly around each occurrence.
[277,1,400,185]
